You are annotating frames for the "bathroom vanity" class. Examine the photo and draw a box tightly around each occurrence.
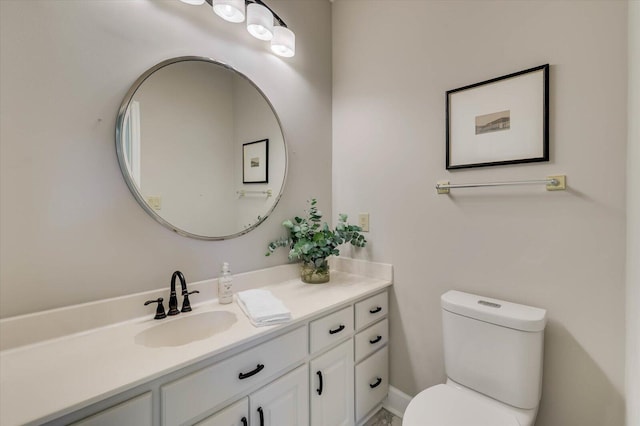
[0,259,392,426]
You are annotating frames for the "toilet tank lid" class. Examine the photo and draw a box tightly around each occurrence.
[441,290,547,332]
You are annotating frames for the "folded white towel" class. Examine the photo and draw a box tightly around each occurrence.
[236,289,292,327]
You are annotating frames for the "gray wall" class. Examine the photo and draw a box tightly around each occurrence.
[332,1,626,425]
[0,0,332,317]
[627,1,640,424]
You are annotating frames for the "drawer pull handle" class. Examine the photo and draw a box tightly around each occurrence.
[241,417,248,426]
[257,407,264,426]
[238,363,265,380]
[369,306,382,314]
[316,370,324,395]
[369,335,382,344]
[329,324,345,335]
[369,377,383,389]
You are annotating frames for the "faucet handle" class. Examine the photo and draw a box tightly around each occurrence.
[181,290,200,313]
[144,297,167,320]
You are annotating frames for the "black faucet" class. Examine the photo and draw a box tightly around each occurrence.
[168,270,199,315]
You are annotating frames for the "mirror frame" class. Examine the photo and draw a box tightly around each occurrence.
[115,56,288,240]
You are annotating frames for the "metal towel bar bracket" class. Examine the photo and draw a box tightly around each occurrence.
[436,175,566,194]
[237,189,273,198]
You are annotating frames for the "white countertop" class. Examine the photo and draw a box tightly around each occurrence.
[0,264,392,426]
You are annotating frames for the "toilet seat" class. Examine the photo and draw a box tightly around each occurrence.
[402,384,521,426]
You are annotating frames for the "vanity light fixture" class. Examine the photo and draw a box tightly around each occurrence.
[180,0,295,58]
[271,26,295,58]
[246,2,273,40]
[212,0,245,23]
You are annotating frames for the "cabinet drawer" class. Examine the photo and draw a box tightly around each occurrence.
[354,319,388,363]
[355,292,388,330]
[195,398,248,426]
[72,392,152,426]
[355,346,388,422]
[161,326,307,426]
[309,306,354,353]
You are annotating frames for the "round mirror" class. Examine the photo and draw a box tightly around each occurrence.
[116,57,287,240]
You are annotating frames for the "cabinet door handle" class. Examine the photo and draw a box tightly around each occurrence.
[238,363,265,380]
[369,306,382,314]
[241,417,248,426]
[329,324,345,335]
[369,377,382,389]
[369,335,382,344]
[316,370,324,395]
[257,407,264,426]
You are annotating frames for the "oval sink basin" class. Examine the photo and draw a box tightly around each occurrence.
[135,311,237,348]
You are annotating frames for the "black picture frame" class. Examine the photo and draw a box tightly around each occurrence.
[446,64,549,170]
[242,139,269,184]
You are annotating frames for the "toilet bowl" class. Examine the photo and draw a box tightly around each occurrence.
[403,381,538,426]
[402,290,547,426]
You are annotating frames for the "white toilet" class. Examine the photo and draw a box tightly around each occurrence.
[403,290,547,426]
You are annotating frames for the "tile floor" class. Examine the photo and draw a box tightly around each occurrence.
[363,408,402,426]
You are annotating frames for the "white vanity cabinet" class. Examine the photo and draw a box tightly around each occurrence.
[309,290,390,426]
[26,280,391,426]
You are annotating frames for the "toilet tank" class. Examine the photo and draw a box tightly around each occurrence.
[441,290,547,410]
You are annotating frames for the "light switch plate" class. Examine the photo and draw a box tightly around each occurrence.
[358,213,370,232]
[147,196,162,210]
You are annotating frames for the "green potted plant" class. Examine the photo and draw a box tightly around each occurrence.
[266,198,367,283]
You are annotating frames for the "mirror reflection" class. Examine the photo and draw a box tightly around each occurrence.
[116,57,287,239]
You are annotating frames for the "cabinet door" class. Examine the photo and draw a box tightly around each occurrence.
[195,398,248,426]
[250,364,308,426]
[310,340,354,426]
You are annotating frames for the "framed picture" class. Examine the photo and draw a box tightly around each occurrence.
[243,139,269,183]
[446,64,549,170]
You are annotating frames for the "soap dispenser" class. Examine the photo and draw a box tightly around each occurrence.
[218,262,233,304]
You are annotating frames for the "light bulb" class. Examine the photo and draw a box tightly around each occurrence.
[271,26,295,57]
[212,0,245,23]
[246,3,273,41]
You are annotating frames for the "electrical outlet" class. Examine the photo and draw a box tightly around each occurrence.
[358,213,370,232]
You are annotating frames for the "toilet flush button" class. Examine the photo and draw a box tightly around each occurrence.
[478,300,501,309]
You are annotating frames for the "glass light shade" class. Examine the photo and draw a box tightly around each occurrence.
[271,26,295,58]
[179,0,205,5]
[212,0,245,23]
[246,3,273,41]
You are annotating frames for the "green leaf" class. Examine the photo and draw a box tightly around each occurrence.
[265,197,367,264]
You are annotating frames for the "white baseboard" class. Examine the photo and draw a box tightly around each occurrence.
[383,385,412,419]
